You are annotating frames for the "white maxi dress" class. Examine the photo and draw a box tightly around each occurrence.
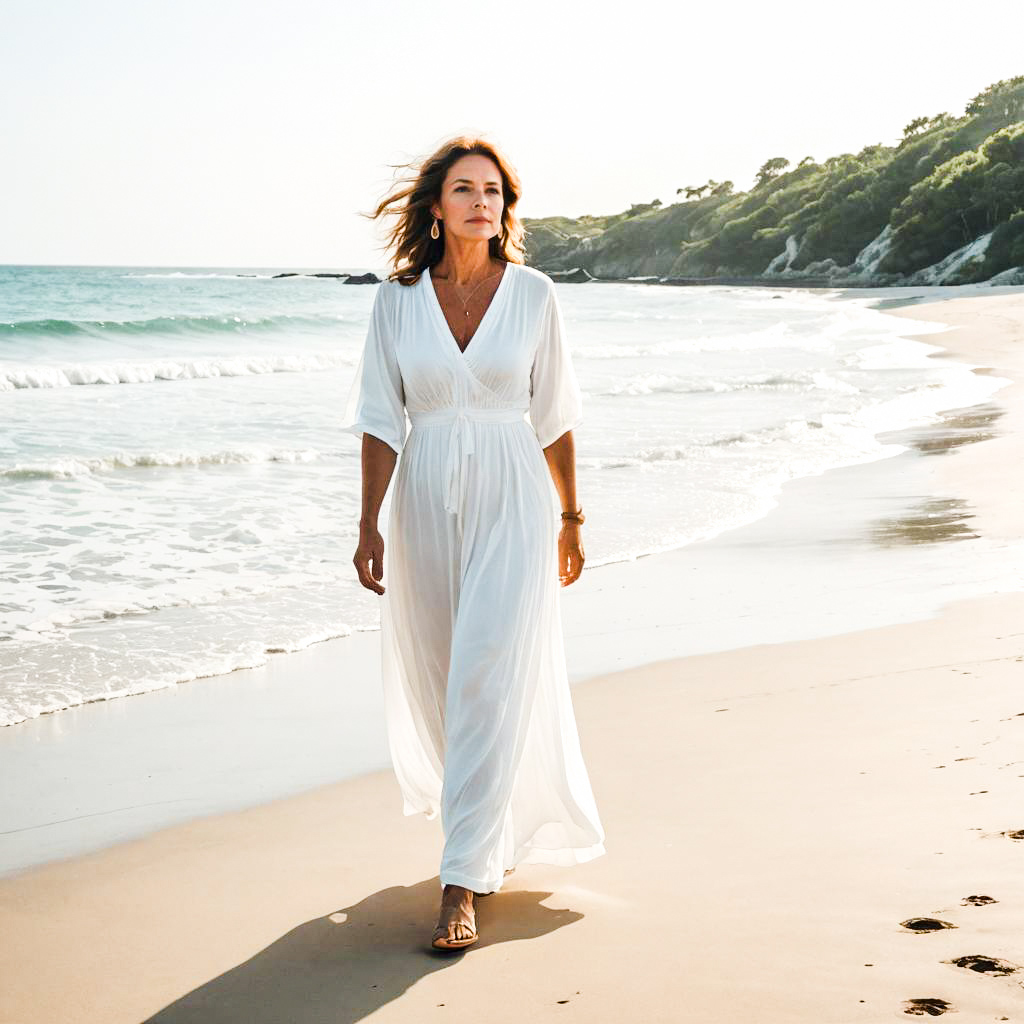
[341,260,606,894]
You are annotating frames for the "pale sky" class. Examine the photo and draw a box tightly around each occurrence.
[1,0,1020,269]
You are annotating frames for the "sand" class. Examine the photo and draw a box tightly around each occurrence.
[2,287,1024,1023]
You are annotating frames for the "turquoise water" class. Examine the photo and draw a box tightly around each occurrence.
[0,265,1006,725]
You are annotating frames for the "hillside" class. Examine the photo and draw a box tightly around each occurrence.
[522,76,1024,287]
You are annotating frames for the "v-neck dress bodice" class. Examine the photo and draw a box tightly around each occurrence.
[425,261,511,357]
[340,260,605,894]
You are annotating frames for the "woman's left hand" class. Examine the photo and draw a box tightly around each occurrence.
[558,523,585,587]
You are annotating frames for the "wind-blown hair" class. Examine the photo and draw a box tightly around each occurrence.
[361,134,526,286]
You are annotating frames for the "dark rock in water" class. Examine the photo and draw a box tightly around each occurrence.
[544,267,595,283]
[900,917,956,932]
[270,271,381,282]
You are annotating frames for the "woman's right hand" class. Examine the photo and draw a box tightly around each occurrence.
[353,523,386,594]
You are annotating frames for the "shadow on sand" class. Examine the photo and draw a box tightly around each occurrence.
[145,878,582,1023]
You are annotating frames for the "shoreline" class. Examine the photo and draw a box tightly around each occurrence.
[0,279,1005,729]
[3,284,1024,880]
[2,284,1024,1020]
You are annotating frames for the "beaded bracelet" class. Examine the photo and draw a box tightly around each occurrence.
[561,508,585,525]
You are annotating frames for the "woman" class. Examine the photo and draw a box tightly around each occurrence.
[342,135,605,952]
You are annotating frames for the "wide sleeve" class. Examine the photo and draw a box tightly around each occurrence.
[340,283,408,455]
[529,283,583,449]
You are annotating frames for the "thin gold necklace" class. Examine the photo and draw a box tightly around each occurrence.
[434,265,503,343]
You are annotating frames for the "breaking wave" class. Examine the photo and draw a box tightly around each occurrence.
[2,310,355,340]
[1,445,348,479]
[0,350,356,390]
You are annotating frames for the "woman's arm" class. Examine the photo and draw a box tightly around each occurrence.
[542,430,585,587]
[353,434,398,595]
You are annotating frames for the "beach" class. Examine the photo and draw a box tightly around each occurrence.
[2,284,1024,1022]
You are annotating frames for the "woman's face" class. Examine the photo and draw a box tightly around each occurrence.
[431,154,504,245]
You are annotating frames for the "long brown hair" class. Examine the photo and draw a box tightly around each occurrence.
[361,135,526,285]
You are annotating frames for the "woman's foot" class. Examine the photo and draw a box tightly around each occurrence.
[431,884,478,951]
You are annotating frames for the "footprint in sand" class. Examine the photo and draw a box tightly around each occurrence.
[903,997,954,1016]
[1002,829,1024,840]
[900,917,957,932]
[944,954,1021,976]
[961,894,998,906]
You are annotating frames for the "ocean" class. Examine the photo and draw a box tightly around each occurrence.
[0,265,1006,727]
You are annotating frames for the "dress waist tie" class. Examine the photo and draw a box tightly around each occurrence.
[408,406,528,515]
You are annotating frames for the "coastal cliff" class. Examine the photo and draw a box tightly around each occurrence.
[523,76,1024,287]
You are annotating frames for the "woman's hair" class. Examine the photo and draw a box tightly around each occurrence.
[361,134,526,285]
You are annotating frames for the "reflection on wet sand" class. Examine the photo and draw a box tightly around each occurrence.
[871,497,979,546]
[910,402,1004,455]
[886,402,1005,457]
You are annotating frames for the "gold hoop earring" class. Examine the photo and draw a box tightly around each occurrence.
[430,217,440,240]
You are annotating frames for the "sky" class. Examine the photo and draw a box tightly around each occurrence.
[1,0,1021,269]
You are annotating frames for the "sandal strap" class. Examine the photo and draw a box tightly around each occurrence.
[432,927,478,948]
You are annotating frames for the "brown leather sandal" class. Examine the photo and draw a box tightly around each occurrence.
[430,916,478,951]
[430,887,479,951]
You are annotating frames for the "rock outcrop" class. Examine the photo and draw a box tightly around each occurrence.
[269,271,380,283]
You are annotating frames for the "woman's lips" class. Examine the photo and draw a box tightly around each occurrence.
[467,218,490,223]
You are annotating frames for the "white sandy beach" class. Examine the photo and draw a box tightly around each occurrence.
[2,285,1024,1023]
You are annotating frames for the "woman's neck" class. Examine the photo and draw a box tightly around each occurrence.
[432,243,500,286]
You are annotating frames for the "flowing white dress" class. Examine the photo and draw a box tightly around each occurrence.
[341,260,606,894]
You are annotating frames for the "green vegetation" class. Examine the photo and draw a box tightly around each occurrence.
[522,76,1024,284]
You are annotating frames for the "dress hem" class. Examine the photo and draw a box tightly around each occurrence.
[438,840,607,894]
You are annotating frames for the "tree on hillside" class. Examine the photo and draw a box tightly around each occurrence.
[903,115,931,139]
[886,121,1024,274]
[754,156,790,188]
[677,178,731,200]
[966,75,1024,121]
[902,113,958,146]
[822,154,857,173]
[626,199,662,218]
[983,128,1019,166]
